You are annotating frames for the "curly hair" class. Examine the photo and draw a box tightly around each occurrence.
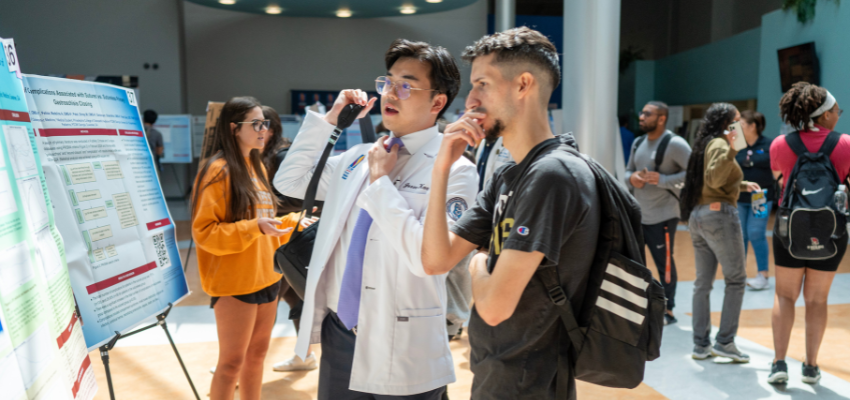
[462,26,561,95]
[679,103,739,219]
[779,81,828,130]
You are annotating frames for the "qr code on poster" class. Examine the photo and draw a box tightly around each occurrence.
[152,232,171,269]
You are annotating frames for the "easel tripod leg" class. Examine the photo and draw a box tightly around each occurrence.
[158,313,201,400]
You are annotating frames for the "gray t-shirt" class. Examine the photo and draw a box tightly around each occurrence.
[625,131,691,225]
[452,137,600,400]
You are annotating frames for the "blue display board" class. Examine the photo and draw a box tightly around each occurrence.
[22,75,189,351]
[153,114,192,163]
[0,38,98,399]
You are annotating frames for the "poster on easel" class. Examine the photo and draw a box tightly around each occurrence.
[0,37,97,400]
[153,114,192,163]
[21,73,189,351]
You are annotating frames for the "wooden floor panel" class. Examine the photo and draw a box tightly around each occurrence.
[90,332,667,400]
[710,304,850,383]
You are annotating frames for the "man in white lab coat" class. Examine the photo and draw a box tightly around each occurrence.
[274,39,478,399]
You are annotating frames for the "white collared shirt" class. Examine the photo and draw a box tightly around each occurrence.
[325,125,439,313]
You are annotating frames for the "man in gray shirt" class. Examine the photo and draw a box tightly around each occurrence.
[143,109,164,174]
[626,101,691,325]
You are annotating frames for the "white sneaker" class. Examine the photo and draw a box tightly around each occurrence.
[747,274,770,290]
[272,354,318,372]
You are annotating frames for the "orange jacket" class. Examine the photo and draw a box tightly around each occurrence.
[192,157,298,296]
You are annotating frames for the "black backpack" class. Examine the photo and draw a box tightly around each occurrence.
[631,132,680,200]
[774,131,847,260]
[523,141,665,395]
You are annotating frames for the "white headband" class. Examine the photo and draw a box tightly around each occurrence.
[809,91,836,130]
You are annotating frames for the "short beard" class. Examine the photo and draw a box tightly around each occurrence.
[486,119,505,142]
[640,122,657,133]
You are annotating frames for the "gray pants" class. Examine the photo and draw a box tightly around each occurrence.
[688,203,747,347]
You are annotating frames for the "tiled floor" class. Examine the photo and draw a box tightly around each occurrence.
[88,212,850,399]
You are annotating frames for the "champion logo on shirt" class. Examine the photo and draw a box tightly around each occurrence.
[342,155,365,180]
[517,226,530,236]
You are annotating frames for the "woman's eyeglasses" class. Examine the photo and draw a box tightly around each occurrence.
[236,119,271,132]
[375,76,438,100]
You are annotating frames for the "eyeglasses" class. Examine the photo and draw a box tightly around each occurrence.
[838,109,845,117]
[235,119,271,132]
[375,76,438,100]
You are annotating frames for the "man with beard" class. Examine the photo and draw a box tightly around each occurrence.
[419,27,601,400]
[626,101,691,325]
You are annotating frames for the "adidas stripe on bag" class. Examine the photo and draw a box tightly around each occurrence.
[538,144,665,396]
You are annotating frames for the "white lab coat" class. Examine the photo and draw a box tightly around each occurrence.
[475,136,512,187]
[274,111,478,395]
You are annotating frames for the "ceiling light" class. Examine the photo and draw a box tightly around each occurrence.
[218,0,235,4]
[426,0,443,3]
[265,5,282,14]
[336,8,352,18]
[400,5,417,14]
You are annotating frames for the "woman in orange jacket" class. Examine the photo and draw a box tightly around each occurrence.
[192,96,314,400]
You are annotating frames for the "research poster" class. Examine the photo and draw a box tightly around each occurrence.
[22,74,189,351]
[153,114,192,163]
[0,39,97,400]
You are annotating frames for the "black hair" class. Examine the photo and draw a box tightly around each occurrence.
[385,39,461,120]
[261,105,284,181]
[143,109,158,125]
[646,101,669,118]
[741,110,766,136]
[679,103,738,219]
[462,26,561,98]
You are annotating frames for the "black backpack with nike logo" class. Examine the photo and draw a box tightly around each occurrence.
[774,130,847,260]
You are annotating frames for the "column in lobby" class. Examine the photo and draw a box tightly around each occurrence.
[561,0,622,175]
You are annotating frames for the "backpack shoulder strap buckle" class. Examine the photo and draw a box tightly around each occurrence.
[548,285,567,306]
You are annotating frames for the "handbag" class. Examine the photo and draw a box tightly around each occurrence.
[274,104,366,299]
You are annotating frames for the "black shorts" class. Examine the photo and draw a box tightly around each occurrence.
[210,280,281,308]
[772,234,847,272]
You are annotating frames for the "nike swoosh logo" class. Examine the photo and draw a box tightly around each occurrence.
[802,188,824,196]
[656,244,665,249]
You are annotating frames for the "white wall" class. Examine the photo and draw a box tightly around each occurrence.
[0,0,184,114]
[183,0,488,115]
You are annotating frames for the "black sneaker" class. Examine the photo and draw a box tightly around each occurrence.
[802,363,821,384]
[664,313,677,326]
[767,360,788,384]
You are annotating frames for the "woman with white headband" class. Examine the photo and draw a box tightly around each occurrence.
[768,82,849,385]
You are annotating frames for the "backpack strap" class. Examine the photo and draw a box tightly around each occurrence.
[631,135,646,163]
[654,132,674,171]
[538,265,583,400]
[784,131,809,157]
[818,131,842,156]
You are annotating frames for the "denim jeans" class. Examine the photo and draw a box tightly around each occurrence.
[737,201,772,273]
[689,203,747,347]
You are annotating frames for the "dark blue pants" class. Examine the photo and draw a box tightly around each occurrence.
[318,311,447,400]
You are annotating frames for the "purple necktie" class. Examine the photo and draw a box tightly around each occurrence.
[337,137,404,330]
